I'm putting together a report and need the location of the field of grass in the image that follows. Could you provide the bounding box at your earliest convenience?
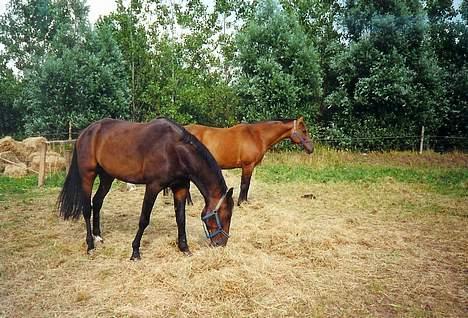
[0,149,466,317]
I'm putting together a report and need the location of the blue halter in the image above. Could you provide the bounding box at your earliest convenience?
[201,192,230,245]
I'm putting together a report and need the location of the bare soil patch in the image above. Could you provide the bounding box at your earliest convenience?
[0,170,466,317]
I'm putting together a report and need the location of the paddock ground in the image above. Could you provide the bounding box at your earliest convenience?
[0,159,467,317]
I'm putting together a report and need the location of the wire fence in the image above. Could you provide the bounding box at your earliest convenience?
[314,135,468,152]
[13,128,468,153]
[39,134,468,153]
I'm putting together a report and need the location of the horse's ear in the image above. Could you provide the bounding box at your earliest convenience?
[227,187,234,198]
[298,116,304,122]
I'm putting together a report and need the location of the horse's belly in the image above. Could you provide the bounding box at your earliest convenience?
[97,151,145,182]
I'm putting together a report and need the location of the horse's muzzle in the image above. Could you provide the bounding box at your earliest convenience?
[202,211,230,246]
[304,143,314,154]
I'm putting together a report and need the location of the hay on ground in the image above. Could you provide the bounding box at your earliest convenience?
[0,151,21,173]
[28,151,66,173]
[22,136,47,156]
[0,136,28,162]
[3,162,27,177]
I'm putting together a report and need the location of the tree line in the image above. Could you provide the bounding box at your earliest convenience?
[0,0,466,151]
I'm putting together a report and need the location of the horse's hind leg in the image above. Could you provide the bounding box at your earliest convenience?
[186,182,193,205]
[92,171,114,243]
[131,183,160,260]
[238,164,254,206]
[81,170,97,253]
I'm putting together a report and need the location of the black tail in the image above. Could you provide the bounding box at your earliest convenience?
[57,145,84,220]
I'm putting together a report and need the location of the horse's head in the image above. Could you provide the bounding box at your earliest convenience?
[290,117,314,154]
[202,187,234,246]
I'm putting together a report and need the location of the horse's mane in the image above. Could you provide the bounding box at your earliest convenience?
[159,118,227,192]
[247,118,295,124]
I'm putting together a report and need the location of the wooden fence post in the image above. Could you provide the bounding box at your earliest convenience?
[38,142,47,187]
[419,126,425,154]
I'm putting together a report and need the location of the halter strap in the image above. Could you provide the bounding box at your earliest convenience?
[292,119,298,136]
[213,190,228,212]
[201,190,231,245]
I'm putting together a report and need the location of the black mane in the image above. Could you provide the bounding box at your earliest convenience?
[161,118,227,192]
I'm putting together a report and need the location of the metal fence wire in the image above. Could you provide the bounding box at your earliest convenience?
[315,136,468,152]
[35,129,468,153]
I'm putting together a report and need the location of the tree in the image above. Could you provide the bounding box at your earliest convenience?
[136,0,239,126]
[9,0,130,136]
[0,56,21,137]
[322,0,446,150]
[427,0,468,139]
[99,0,153,122]
[281,0,343,116]
[234,0,322,123]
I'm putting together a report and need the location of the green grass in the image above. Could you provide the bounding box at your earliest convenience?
[0,172,65,201]
[257,164,468,197]
[1,149,467,201]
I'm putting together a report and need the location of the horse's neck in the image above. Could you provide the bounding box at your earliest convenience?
[256,121,292,150]
[185,155,225,209]
[191,174,224,209]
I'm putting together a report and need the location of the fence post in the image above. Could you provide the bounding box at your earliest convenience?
[419,126,425,154]
[68,120,72,141]
[38,141,48,187]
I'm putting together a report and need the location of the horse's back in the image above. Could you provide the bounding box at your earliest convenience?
[185,123,260,169]
[77,118,184,183]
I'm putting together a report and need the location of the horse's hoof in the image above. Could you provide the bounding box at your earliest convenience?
[87,248,95,256]
[130,252,141,261]
[183,250,193,257]
[93,235,104,244]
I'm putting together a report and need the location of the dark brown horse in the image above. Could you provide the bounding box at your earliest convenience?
[57,118,234,260]
[185,117,313,206]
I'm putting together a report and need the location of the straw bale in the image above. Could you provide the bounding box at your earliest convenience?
[22,136,47,155]
[29,150,66,173]
[3,162,27,177]
[0,151,21,172]
[0,136,28,162]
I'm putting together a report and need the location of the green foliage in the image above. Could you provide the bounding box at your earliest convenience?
[0,56,22,136]
[0,0,465,151]
[320,0,447,150]
[8,1,130,136]
[427,0,468,138]
[99,0,153,122]
[234,0,322,124]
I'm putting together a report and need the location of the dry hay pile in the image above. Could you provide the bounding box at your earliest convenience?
[0,169,466,317]
[0,136,66,177]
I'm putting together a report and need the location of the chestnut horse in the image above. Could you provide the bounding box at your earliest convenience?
[57,118,234,260]
[185,117,313,206]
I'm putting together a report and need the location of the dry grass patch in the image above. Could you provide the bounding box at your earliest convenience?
[266,147,468,169]
[1,168,467,317]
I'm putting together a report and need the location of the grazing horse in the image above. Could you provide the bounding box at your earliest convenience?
[185,117,313,206]
[57,118,234,260]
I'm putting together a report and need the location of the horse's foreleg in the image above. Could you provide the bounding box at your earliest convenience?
[238,164,254,206]
[92,172,114,244]
[172,181,192,255]
[131,184,159,260]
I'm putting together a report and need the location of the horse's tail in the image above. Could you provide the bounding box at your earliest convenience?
[57,144,84,220]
